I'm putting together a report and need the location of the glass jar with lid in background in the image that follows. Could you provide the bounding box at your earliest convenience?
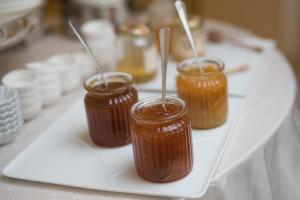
[116,22,158,83]
[171,15,205,62]
[152,15,205,61]
[84,72,138,147]
[177,57,228,129]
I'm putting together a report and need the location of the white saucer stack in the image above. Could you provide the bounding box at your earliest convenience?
[26,61,62,106]
[48,53,82,93]
[0,86,23,145]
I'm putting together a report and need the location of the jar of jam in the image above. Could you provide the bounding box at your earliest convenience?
[116,22,158,83]
[130,96,193,182]
[84,72,138,147]
[177,57,228,129]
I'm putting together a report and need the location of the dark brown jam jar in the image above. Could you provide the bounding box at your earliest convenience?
[130,96,193,182]
[84,72,138,147]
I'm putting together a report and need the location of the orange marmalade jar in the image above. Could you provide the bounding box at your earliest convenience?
[84,72,138,147]
[130,96,193,182]
[177,57,228,129]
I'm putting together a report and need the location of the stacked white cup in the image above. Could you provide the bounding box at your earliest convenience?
[81,19,116,72]
[47,53,82,93]
[26,61,62,106]
[73,52,97,80]
[2,69,42,120]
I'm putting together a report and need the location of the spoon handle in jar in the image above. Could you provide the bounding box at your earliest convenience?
[175,0,204,73]
[159,27,171,109]
[68,19,106,85]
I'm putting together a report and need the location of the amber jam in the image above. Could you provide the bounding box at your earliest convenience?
[130,97,193,182]
[177,57,228,129]
[84,72,138,147]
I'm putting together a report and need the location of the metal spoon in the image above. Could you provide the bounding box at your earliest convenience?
[68,19,107,85]
[175,0,204,73]
[159,27,171,111]
[225,63,250,75]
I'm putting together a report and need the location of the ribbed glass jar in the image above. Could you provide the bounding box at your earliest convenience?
[177,57,228,129]
[84,72,138,147]
[130,96,193,182]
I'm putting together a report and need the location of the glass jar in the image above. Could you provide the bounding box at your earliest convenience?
[177,57,228,129]
[171,15,205,62]
[84,72,138,147]
[116,22,158,83]
[130,96,193,182]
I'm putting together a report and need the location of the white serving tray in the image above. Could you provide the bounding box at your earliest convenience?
[3,92,243,198]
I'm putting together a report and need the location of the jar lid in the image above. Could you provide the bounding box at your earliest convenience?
[177,57,225,77]
[130,96,187,124]
[118,21,151,37]
[84,72,133,95]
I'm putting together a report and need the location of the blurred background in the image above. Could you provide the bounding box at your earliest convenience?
[0,0,299,79]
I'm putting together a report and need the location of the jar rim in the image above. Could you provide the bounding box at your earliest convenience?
[130,96,187,124]
[84,72,133,95]
[177,57,225,77]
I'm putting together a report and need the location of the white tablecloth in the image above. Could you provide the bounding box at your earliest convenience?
[0,20,298,199]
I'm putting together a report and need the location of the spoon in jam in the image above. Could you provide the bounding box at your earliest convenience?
[68,19,107,86]
[159,27,171,111]
[175,0,204,74]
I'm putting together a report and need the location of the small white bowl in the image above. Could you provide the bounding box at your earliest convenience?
[73,52,97,79]
[48,53,75,65]
[26,61,58,73]
[18,85,40,99]
[81,19,115,42]
[2,69,40,94]
[47,53,82,91]
[20,94,42,108]
[51,65,81,93]
[41,92,61,106]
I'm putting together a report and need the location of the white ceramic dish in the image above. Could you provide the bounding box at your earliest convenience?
[26,61,62,106]
[2,69,40,94]
[48,53,75,65]
[81,19,115,41]
[2,92,243,198]
[73,52,96,79]
[26,61,56,73]
[40,89,61,106]
[47,54,82,93]
[20,94,41,108]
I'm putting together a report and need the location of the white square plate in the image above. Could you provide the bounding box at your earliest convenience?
[3,92,243,198]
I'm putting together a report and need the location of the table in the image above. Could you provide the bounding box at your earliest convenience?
[0,20,298,200]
